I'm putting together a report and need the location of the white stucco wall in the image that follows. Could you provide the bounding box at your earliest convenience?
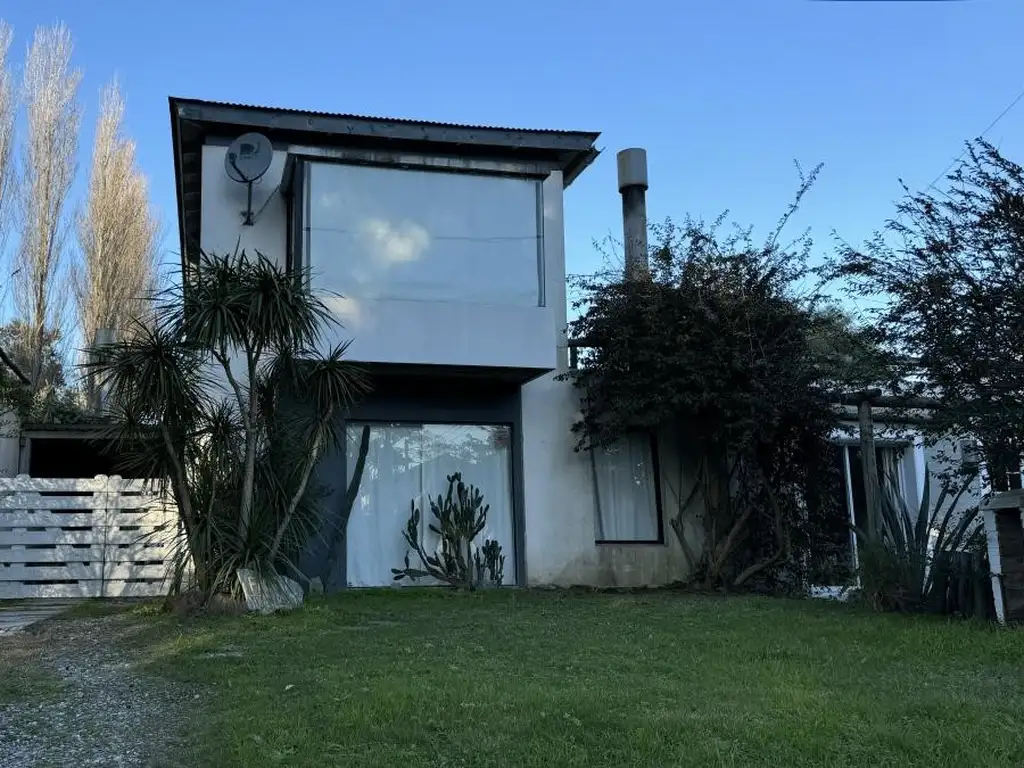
[200,144,555,370]
[520,379,703,587]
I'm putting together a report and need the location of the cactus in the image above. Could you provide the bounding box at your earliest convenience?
[391,472,504,590]
[474,539,505,588]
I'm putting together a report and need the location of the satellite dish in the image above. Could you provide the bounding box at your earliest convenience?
[224,132,272,184]
[225,133,273,226]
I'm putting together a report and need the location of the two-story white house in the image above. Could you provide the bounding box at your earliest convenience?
[169,98,984,594]
[170,98,700,591]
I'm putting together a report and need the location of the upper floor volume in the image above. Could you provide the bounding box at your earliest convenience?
[169,98,601,376]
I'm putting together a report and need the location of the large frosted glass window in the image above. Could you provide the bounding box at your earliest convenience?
[591,433,662,543]
[346,423,516,586]
[308,162,542,305]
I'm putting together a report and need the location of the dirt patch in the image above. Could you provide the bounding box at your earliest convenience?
[0,613,194,767]
[166,590,247,618]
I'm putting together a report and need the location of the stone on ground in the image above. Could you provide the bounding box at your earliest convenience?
[236,569,304,614]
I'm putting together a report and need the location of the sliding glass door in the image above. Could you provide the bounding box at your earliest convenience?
[345,422,516,587]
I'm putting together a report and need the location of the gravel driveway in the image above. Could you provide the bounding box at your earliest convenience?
[0,612,193,767]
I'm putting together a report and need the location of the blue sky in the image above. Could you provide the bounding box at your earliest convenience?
[3,0,1024,306]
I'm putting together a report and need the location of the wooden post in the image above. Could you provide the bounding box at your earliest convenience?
[858,394,880,538]
[982,491,1024,624]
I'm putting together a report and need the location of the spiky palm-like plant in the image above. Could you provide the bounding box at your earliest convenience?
[854,468,981,613]
[87,249,370,598]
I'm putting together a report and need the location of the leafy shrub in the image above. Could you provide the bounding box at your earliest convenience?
[562,201,881,589]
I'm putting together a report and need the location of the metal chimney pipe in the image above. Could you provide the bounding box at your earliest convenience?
[617,148,649,279]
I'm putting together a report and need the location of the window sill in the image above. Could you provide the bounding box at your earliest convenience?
[595,540,666,547]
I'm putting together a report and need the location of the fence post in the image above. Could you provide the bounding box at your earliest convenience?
[98,475,112,599]
[982,490,1024,624]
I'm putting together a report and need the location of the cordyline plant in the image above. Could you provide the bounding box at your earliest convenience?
[854,469,983,614]
[563,165,888,589]
[86,249,370,599]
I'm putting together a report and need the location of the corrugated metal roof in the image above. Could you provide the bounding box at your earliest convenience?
[174,97,600,139]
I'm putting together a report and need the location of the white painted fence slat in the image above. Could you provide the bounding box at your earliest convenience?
[0,476,107,493]
[0,581,169,599]
[0,511,170,528]
[0,544,170,563]
[0,563,169,581]
[0,494,106,510]
[0,474,177,599]
[0,529,168,547]
[0,562,169,581]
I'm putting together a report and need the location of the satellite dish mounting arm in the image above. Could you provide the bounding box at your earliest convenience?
[230,156,255,226]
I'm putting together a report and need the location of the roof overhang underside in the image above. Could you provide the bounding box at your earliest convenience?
[169,97,601,268]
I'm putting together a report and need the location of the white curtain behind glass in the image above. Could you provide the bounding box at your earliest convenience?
[346,424,515,587]
[591,433,659,542]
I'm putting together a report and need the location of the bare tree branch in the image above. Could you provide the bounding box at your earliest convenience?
[75,77,158,371]
[15,24,81,387]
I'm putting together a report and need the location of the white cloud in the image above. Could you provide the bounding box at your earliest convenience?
[359,218,430,265]
[322,295,362,330]
[319,191,342,210]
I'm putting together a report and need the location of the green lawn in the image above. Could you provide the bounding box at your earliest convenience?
[128,590,1024,767]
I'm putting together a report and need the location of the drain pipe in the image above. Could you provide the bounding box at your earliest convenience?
[617,148,649,279]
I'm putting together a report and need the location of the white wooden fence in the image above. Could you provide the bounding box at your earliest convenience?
[0,475,177,599]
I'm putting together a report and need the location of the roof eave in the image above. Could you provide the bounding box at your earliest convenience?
[169,97,600,154]
[169,97,601,266]
[169,98,189,278]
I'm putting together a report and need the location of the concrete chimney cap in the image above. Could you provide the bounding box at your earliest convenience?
[617,148,648,191]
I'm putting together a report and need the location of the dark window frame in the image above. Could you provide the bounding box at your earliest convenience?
[295,157,547,308]
[592,430,665,546]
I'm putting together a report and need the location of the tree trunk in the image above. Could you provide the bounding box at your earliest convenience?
[733,478,789,588]
[159,423,205,591]
[268,407,333,562]
[706,502,753,587]
[321,424,371,584]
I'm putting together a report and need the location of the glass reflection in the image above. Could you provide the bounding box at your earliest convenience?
[308,162,542,306]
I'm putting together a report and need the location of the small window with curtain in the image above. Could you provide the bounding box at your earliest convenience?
[591,433,663,543]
